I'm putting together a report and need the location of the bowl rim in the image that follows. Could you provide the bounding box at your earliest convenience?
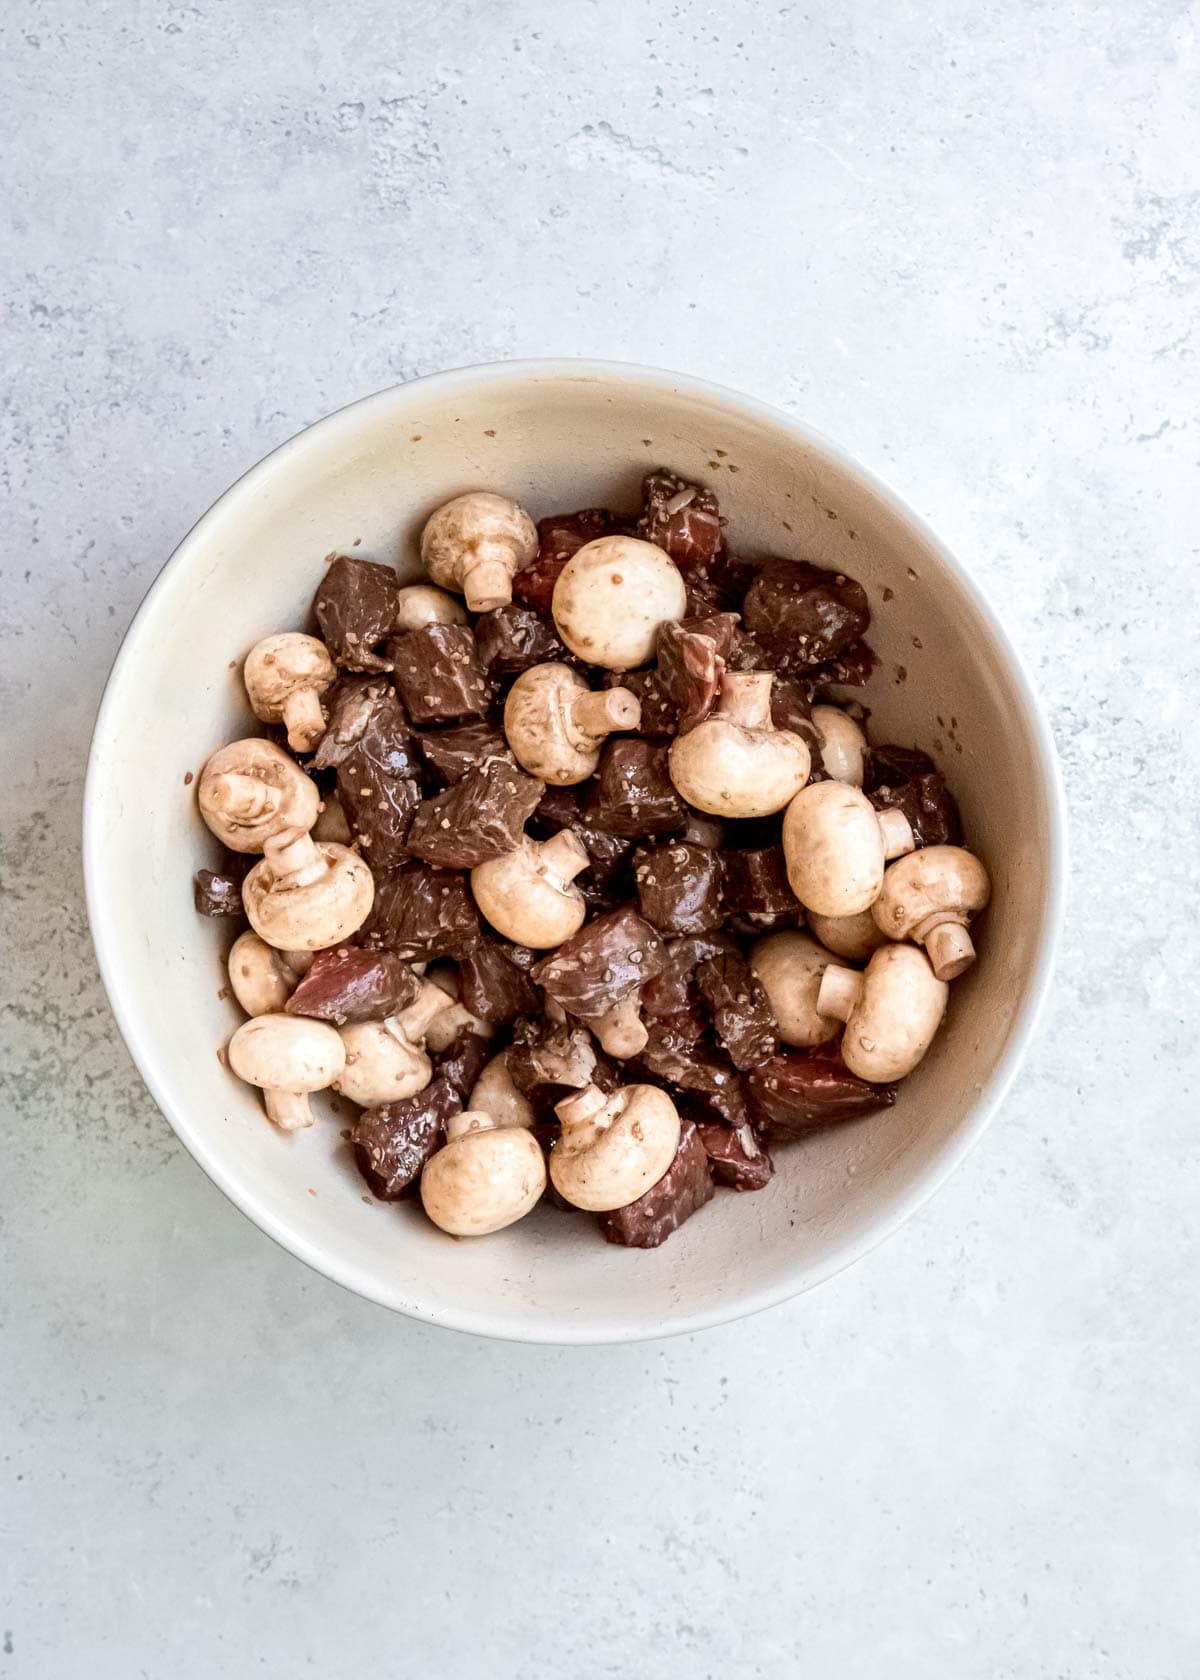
[83,357,1068,1345]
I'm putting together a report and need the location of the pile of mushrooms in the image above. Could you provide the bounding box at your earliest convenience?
[191,476,993,1247]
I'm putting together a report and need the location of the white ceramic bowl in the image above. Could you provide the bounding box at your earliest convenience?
[84,360,1065,1343]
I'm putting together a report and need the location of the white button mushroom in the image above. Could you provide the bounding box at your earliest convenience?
[551,535,687,670]
[420,1110,547,1236]
[870,845,991,980]
[420,491,538,612]
[226,1012,345,1130]
[668,671,811,817]
[242,828,375,951]
[470,830,589,948]
[749,930,842,1048]
[393,582,469,631]
[549,1082,681,1212]
[806,908,893,963]
[242,633,337,754]
[811,704,868,786]
[815,944,949,1082]
[589,996,652,1060]
[226,930,313,1017]
[334,979,455,1107]
[197,738,320,853]
[503,662,642,785]
[468,1051,535,1131]
[782,781,915,917]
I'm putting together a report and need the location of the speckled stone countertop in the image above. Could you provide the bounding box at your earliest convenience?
[2,3,1197,1675]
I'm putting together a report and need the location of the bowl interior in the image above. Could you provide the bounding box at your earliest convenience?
[86,364,1060,1341]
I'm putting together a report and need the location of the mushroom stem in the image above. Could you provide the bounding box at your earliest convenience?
[715,671,774,730]
[208,772,282,825]
[444,1109,501,1141]
[463,548,516,612]
[592,995,648,1059]
[816,965,865,1023]
[556,1083,610,1127]
[263,828,325,886]
[877,808,916,859]
[570,687,642,739]
[919,919,977,981]
[539,829,590,881]
[281,687,327,754]
[263,1088,315,1131]
[393,979,456,1044]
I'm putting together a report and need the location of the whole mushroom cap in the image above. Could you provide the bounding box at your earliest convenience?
[242,834,375,951]
[549,1083,681,1212]
[393,583,468,631]
[782,780,887,917]
[227,1013,345,1093]
[420,492,538,612]
[335,1020,432,1107]
[227,930,311,1017]
[811,705,868,786]
[872,845,992,939]
[420,1121,547,1236]
[552,536,687,670]
[807,908,892,964]
[830,943,949,1083]
[749,930,841,1048]
[668,673,811,818]
[243,633,335,720]
[197,738,320,853]
[470,832,589,949]
[469,1053,535,1130]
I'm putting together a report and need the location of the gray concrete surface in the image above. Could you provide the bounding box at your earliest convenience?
[2,2,1197,1675]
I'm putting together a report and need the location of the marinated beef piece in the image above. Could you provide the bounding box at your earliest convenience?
[870,773,962,849]
[638,471,724,573]
[696,1121,774,1192]
[353,1080,459,1199]
[507,1019,599,1119]
[864,745,937,791]
[475,603,571,676]
[406,756,545,869]
[679,611,740,659]
[434,1027,493,1100]
[362,863,481,960]
[311,675,391,769]
[638,1020,751,1128]
[746,1045,896,1135]
[284,944,418,1025]
[640,931,739,1021]
[601,1121,714,1248]
[587,740,687,839]
[531,908,667,1025]
[720,846,803,926]
[770,678,821,750]
[697,952,777,1071]
[725,628,775,672]
[742,561,870,666]
[634,842,723,936]
[336,687,422,866]
[414,719,507,785]
[457,937,539,1025]
[389,624,490,725]
[810,640,877,690]
[602,668,676,737]
[533,783,584,831]
[655,620,725,734]
[314,555,400,672]
[864,744,961,848]
[193,869,245,918]
[513,509,619,611]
